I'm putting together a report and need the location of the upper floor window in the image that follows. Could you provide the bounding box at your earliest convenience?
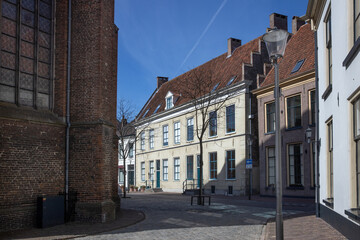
[0,0,54,109]
[174,121,180,144]
[355,0,360,42]
[166,96,173,109]
[265,101,275,133]
[226,105,235,133]
[149,129,154,149]
[187,117,194,141]
[140,132,145,150]
[309,90,316,125]
[163,125,168,146]
[209,111,217,137]
[325,11,332,86]
[286,95,301,129]
[129,142,134,158]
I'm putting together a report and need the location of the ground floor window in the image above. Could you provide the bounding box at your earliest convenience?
[118,168,124,185]
[226,150,235,179]
[163,159,168,181]
[141,162,145,181]
[354,98,360,207]
[174,157,180,180]
[267,147,275,186]
[209,152,217,179]
[327,119,333,199]
[288,143,303,186]
[150,161,154,181]
[187,156,194,180]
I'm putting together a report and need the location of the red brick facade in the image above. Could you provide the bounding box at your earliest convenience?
[0,0,118,232]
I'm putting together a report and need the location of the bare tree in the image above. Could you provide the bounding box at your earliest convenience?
[182,67,236,204]
[117,99,147,198]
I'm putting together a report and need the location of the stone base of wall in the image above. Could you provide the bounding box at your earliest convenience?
[75,199,118,223]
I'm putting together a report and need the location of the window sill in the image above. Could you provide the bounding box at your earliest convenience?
[321,84,332,100]
[208,135,218,139]
[225,179,236,181]
[345,208,360,223]
[209,179,218,181]
[265,132,275,135]
[323,198,334,208]
[225,131,236,136]
[285,126,303,131]
[343,37,360,69]
[286,186,305,190]
[265,185,275,191]
[186,139,194,143]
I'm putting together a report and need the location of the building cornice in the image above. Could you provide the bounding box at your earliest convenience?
[252,70,315,98]
[305,0,326,31]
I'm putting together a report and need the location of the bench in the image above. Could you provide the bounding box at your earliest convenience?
[190,195,211,206]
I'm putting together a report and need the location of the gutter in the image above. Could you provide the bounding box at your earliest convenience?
[65,0,72,221]
[314,30,320,218]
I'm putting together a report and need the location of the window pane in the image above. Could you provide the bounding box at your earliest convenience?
[21,41,34,58]
[354,98,360,138]
[2,1,17,20]
[1,52,16,69]
[0,85,15,102]
[0,68,15,86]
[37,93,49,108]
[310,90,315,125]
[22,0,35,12]
[2,35,16,53]
[209,111,217,136]
[187,156,193,180]
[21,9,34,27]
[20,73,34,90]
[19,89,33,106]
[226,150,235,179]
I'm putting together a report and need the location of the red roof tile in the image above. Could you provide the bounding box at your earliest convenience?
[137,36,263,119]
[260,24,315,88]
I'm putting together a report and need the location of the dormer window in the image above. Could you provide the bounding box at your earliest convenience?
[165,91,174,110]
[153,104,161,115]
[227,76,237,86]
[166,97,173,109]
[211,83,220,92]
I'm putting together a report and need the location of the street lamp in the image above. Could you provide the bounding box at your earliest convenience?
[263,28,289,240]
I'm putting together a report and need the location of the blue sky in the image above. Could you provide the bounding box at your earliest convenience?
[115,0,308,117]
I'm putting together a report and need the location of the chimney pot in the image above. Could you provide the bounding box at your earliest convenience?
[292,16,305,34]
[270,13,288,31]
[227,38,242,57]
[157,76,168,89]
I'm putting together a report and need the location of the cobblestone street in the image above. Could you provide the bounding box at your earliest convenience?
[79,193,310,240]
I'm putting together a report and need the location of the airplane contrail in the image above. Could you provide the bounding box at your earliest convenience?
[174,0,228,77]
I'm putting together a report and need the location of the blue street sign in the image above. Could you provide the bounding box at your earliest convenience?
[246,159,253,169]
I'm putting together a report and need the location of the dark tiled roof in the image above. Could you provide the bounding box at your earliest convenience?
[137,36,263,119]
[260,24,315,88]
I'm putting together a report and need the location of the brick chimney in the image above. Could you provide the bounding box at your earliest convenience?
[270,13,288,31]
[227,38,242,57]
[157,76,168,89]
[292,16,305,34]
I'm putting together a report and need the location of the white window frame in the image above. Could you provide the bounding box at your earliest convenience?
[174,121,180,144]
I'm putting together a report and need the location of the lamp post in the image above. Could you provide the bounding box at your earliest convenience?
[263,28,289,240]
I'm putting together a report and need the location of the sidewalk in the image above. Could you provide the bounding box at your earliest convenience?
[262,215,347,240]
[0,209,145,240]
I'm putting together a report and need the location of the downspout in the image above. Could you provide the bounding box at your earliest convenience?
[314,30,320,218]
[65,0,72,221]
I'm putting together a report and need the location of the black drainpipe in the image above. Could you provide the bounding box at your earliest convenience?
[314,30,320,218]
[65,0,72,221]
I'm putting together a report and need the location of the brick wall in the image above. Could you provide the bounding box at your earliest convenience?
[0,0,119,232]
[0,118,65,231]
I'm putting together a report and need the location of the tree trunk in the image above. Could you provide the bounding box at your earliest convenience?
[123,157,126,198]
[199,138,203,205]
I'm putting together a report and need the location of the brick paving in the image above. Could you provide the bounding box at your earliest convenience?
[0,193,347,240]
[263,215,347,240]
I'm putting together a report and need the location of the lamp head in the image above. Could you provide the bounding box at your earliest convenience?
[263,28,289,59]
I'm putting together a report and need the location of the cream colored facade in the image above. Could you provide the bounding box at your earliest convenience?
[135,82,259,195]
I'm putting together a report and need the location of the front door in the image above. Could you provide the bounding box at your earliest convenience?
[156,160,160,188]
[128,164,134,186]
